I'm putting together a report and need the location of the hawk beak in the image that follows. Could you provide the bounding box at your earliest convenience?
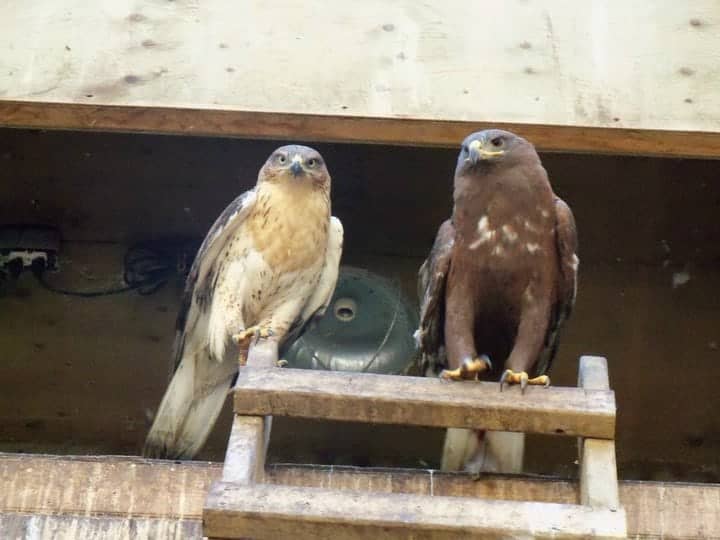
[290,155,304,177]
[468,139,504,163]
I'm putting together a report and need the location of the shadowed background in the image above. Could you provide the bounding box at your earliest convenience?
[0,128,718,482]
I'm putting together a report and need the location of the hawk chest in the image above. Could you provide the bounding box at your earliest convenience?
[246,187,329,275]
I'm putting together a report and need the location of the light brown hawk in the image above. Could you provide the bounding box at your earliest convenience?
[144,145,343,459]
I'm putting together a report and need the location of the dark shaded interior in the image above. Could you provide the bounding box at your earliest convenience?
[1,127,718,482]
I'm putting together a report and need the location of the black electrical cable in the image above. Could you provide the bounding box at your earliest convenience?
[32,241,194,298]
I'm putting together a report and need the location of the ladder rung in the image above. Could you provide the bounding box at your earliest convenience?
[204,482,627,539]
[233,367,615,438]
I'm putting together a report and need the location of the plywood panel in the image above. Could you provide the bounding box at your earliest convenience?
[1,2,719,156]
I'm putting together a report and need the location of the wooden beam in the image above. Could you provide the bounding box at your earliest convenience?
[1,2,719,157]
[578,356,621,511]
[2,454,720,539]
[232,367,616,438]
[204,483,627,539]
[0,513,201,540]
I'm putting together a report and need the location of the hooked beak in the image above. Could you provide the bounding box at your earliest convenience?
[468,139,504,164]
[290,154,304,177]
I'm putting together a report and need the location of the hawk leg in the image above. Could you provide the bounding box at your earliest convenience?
[499,369,550,393]
[233,327,288,368]
[440,355,493,381]
[233,325,275,346]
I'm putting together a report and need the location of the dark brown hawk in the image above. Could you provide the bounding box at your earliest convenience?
[416,129,578,472]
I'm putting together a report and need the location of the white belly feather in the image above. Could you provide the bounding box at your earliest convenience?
[206,231,324,361]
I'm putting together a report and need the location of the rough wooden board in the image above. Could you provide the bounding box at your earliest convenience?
[221,416,267,484]
[578,356,621,511]
[2,454,720,539]
[0,513,201,540]
[204,482,628,539]
[232,367,616,438]
[1,2,719,156]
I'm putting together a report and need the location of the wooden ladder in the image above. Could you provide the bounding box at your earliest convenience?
[203,354,627,539]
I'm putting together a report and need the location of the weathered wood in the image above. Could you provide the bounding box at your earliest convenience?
[2,454,720,539]
[233,367,616,438]
[1,2,719,157]
[221,416,267,484]
[0,513,201,540]
[578,356,621,511]
[204,483,628,539]
[220,338,278,483]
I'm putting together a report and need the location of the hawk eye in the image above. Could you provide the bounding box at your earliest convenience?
[276,154,287,164]
[307,158,317,167]
[490,137,504,147]
[461,145,469,154]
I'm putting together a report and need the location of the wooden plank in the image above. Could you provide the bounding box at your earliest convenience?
[578,356,621,511]
[2,454,720,539]
[1,1,719,157]
[0,513,201,540]
[204,483,627,539]
[221,416,267,484]
[233,367,616,438]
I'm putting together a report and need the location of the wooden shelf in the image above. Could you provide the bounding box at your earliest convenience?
[1,2,719,157]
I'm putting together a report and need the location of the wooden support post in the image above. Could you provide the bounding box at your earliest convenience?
[221,416,267,484]
[233,367,615,438]
[220,339,278,484]
[578,356,620,511]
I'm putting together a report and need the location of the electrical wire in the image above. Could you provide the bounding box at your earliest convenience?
[32,240,196,298]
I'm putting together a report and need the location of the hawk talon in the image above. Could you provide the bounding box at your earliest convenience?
[232,326,275,346]
[276,359,288,368]
[440,355,492,381]
[499,369,550,394]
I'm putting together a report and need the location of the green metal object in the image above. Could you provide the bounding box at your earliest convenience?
[282,266,419,375]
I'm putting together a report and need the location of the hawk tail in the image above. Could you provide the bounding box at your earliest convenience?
[441,429,524,474]
[143,352,236,459]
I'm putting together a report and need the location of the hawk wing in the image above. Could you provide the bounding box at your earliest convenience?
[172,189,257,372]
[282,216,344,348]
[536,196,579,375]
[144,189,257,459]
[415,219,455,375]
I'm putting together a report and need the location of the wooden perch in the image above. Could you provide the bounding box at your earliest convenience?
[204,483,627,540]
[232,367,616,438]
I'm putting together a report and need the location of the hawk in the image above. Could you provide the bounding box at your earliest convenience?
[416,129,578,473]
[143,145,343,459]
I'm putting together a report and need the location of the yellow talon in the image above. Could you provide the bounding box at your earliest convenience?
[232,326,275,346]
[276,359,288,368]
[499,369,550,393]
[440,355,492,381]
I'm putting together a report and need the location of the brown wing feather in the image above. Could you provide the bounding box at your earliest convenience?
[536,196,579,375]
[416,219,455,374]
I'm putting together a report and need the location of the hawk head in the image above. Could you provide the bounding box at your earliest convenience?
[259,145,330,190]
[456,129,536,174]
